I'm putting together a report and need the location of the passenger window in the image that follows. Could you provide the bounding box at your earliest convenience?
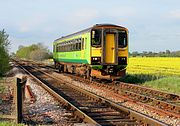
[78,43,81,50]
[76,43,78,50]
[56,46,58,52]
[85,38,87,49]
[70,44,72,51]
[73,44,76,51]
[82,38,84,50]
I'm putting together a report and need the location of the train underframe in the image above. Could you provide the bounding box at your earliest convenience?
[54,61,126,80]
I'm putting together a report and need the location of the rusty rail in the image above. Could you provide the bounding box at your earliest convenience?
[14,59,169,126]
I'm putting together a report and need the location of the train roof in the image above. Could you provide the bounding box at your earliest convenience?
[54,24,126,42]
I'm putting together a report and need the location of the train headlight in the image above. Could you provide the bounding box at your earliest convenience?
[92,57,98,60]
[91,57,101,65]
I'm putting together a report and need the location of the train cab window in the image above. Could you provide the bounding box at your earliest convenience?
[91,29,102,47]
[118,31,127,48]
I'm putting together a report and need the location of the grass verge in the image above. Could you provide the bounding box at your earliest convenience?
[142,76,180,95]
[119,74,180,95]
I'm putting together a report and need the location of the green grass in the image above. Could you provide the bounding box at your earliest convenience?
[119,74,180,95]
[142,76,180,95]
[0,122,24,126]
[119,74,160,83]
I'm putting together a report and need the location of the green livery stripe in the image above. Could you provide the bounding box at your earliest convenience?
[55,58,88,64]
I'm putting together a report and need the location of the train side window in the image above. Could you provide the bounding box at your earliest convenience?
[66,45,68,52]
[70,44,72,51]
[118,31,127,48]
[82,38,84,50]
[68,44,71,51]
[62,46,64,52]
[57,45,59,52]
[56,45,58,52]
[73,44,76,51]
[78,43,81,50]
[91,29,102,47]
[76,43,78,50]
[65,45,67,52]
[85,38,87,49]
[67,44,69,52]
[63,45,65,52]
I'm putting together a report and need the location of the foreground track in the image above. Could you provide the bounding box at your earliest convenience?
[68,74,180,118]
[14,60,169,126]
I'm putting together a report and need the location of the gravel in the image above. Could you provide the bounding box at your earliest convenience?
[11,67,76,126]
[9,64,180,126]
[50,72,180,126]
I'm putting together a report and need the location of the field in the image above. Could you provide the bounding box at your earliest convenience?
[127,57,180,76]
[124,57,180,94]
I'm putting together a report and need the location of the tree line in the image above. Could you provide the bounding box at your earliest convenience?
[129,50,180,57]
[16,43,52,61]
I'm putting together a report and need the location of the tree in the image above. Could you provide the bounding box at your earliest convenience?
[16,43,52,61]
[131,51,139,57]
[29,49,51,61]
[0,29,10,76]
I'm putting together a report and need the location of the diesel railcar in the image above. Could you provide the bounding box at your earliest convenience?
[53,24,128,79]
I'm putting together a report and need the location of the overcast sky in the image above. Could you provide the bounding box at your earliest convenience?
[1,0,180,53]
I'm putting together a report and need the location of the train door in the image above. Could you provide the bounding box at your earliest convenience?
[105,33,115,64]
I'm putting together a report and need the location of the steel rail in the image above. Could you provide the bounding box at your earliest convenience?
[14,60,169,126]
[17,64,100,125]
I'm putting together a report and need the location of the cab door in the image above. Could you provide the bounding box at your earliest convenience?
[105,33,115,64]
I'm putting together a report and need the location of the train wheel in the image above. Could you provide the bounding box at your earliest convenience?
[64,65,68,73]
[58,65,64,73]
[72,65,76,74]
[58,65,61,73]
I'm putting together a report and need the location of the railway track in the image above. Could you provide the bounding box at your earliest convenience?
[13,60,169,126]
[16,59,180,117]
[67,74,180,118]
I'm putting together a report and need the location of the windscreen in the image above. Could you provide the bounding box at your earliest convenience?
[91,29,102,47]
[118,31,127,48]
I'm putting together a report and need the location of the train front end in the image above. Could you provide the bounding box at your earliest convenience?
[90,24,128,79]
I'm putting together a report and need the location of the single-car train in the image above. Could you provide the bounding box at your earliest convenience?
[53,24,128,79]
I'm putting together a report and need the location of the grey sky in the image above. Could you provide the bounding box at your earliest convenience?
[1,0,180,52]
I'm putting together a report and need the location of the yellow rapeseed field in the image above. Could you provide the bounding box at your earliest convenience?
[127,57,180,76]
